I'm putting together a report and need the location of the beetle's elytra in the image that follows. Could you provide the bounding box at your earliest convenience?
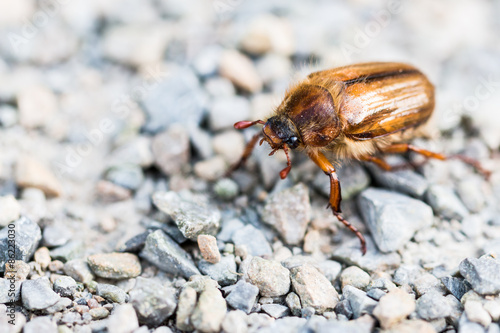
[230,62,488,254]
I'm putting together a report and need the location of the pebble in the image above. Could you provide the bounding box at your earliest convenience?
[129,277,177,326]
[413,273,446,296]
[0,278,21,303]
[139,230,200,278]
[176,287,197,331]
[441,276,471,300]
[34,247,51,270]
[221,310,248,333]
[416,292,452,320]
[107,304,139,333]
[87,253,141,279]
[15,155,63,197]
[105,165,144,191]
[141,66,206,134]
[0,104,18,127]
[22,277,60,311]
[49,240,85,262]
[425,184,469,220]
[107,136,154,169]
[4,260,30,281]
[484,300,500,321]
[313,162,370,201]
[197,235,221,264]
[247,257,290,297]
[0,195,20,226]
[42,222,72,247]
[459,256,500,295]
[53,276,77,297]
[63,259,95,284]
[357,188,433,253]
[23,316,57,333]
[192,46,222,77]
[286,292,302,317]
[393,265,426,286]
[152,191,220,240]
[96,284,127,304]
[367,288,387,301]
[191,287,227,333]
[219,50,263,93]
[261,304,290,318]
[372,288,416,329]
[342,285,378,319]
[290,264,339,314]
[213,178,239,200]
[198,255,238,287]
[317,260,343,284]
[225,280,259,314]
[340,266,371,290]
[17,85,58,129]
[461,215,483,239]
[96,180,132,202]
[212,130,246,165]
[457,177,486,213]
[239,15,294,56]
[262,183,311,245]
[89,307,110,320]
[231,224,272,257]
[208,96,251,131]
[384,319,437,333]
[204,77,236,98]
[151,125,190,176]
[194,156,227,181]
[465,300,491,327]
[0,216,41,273]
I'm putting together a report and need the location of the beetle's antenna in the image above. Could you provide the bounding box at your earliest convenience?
[279,145,292,179]
[234,120,265,129]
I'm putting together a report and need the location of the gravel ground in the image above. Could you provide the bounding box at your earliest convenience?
[1,1,500,333]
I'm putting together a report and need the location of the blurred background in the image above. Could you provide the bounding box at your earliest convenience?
[0,0,499,247]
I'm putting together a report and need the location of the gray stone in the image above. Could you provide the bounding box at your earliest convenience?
[317,260,343,284]
[49,240,85,262]
[262,183,311,245]
[461,215,483,239]
[218,218,245,243]
[357,188,433,253]
[413,273,446,296]
[176,287,197,331]
[465,300,491,327]
[192,45,222,77]
[152,191,220,240]
[425,184,469,220]
[140,230,200,278]
[96,284,127,304]
[184,275,220,293]
[87,253,142,279]
[415,292,452,320]
[457,177,486,213]
[42,222,72,247]
[315,314,376,333]
[0,195,21,227]
[393,265,425,286]
[141,66,207,134]
[0,278,21,303]
[247,257,290,297]
[22,277,60,310]
[191,287,227,333]
[63,259,95,284]
[342,285,378,319]
[129,277,177,326]
[23,316,57,333]
[209,95,251,131]
[105,165,144,191]
[107,304,139,333]
[0,216,41,272]
[152,125,190,176]
[89,307,110,320]
[314,162,370,201]
[221,310,248,333]
[261,304,290,318]
[44,297,72,314]
[286,292,302,317]
[441,276,471,300]
[366,288,386,301]
[198,255,238,287]
[340,266,371,290]
[0,105,18,128]
[53,276,77,297]
[290,264,339,314]
[459,256,500,295]
[372,288,415,329]
[225,280,259,314]
[231,224,272,257]
[107,136,154,169]
[213,178,239,201]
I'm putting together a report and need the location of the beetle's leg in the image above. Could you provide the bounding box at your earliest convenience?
[225,132,261,177]
[359,155,392,171]
[308,151,367,255]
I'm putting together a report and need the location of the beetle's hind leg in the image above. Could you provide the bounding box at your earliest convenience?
[224,132,261,177]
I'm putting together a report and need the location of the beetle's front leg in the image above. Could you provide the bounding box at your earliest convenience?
[308,151,367,254]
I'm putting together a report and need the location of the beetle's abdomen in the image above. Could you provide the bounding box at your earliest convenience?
[280,84,341,147]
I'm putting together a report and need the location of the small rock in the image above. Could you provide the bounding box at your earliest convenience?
[357,188,433,253]
[465,300,491,327]
[416,292,452,320]
[0,216,41,273]
[53,276,77,297]
[44,297,71,314]
[459,256,500,295]
[152,191,220,240]
[198,255,238,287]
[219,50,262,93]
[63,259,95,284]
[225,280,259,314]
[96,180,132,202]
[340,266,371,290]
[197,235,221,264]
[457,177,486,213]
[139,230,200,278]
[176,287,197,331]
[23,316,57,333]
[87,253,141,279]
[413,273,445,296]
[232,224,272,257]
[290,264,339,314]
[22,277,60,310]
[152,125,190,176]
[484,300,500,321]
[342,285,378,319]
[286,292,302,317]
[34,247,51,270]
[384,319,437,333]
[373,288,416,329]
[247,257,290,297]
[107,136,154,168]
[366,288,386,301]
[4,260,30,281]
[17,85,57,129]
[96,284,127,304]
[194,156,227,181]
[191,287,227,333]
[42,222,72,247]
[262,183,311,245]
[441,276,471,300]
[208,96,251,131]
[0,195,21,226]
[212,130,246,165]
[129,277,177,326]
[314,163,370,200]
[107,304,139,333]
[316,260,343,284]
[393,265,426,286]
[49,240,85,262]
[184,275,220,293]
[0,278,21,303]
[425,184,469,220]
[213,178,239,200]
[221,310,248,333]
[15,155,63,197]
[0,104,18,127]
[105,165,144,191]
[261,304,290,318]
[239,15,294,56]
[192,45,222,77]
[89,307,110,320]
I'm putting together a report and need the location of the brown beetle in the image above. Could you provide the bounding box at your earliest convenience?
[230,62,489,254]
